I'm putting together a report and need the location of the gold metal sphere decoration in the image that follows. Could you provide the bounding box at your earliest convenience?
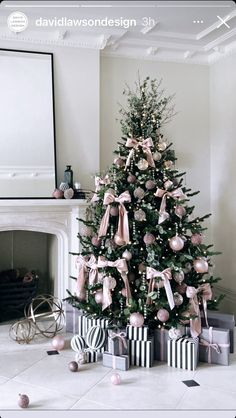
[25,294,65,338]
[9,318,37,344]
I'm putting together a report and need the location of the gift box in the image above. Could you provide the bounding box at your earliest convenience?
[108,330,128,356]
[103,352,130,371]
[167,337,199,371]
[201,311,235,353]
[128,337,154,368]
[66,303,80,333]
[199,326,230,366]
[126,325,149,341]
[76,349,100,363]
[154,328,169,362]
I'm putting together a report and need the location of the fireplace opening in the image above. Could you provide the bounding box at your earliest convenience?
[0,230,58,323]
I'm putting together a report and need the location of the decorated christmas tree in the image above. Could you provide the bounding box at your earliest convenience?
[66,76,223,336]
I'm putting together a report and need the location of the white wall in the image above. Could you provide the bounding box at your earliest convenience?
[100,56,210,219]
[0,41,100,190]
[210,53,236,312]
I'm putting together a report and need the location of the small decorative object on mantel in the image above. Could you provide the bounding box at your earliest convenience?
[64,188,74,199]
[52,188,64,199]
[64,165,73,188]
[59,182,69,191]
[18,394,30,409]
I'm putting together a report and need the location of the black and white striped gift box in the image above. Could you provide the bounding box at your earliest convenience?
[126,325,149,341]
[128,337,154,368]
[78,314,111,337]
[167,337,199,371]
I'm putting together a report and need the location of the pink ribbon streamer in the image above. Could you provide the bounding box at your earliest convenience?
[108,330,127,354]
[98,191,131,245]
[91,174,110,202]
[125,137,155,169]
[146,267,175,310]
[186,283,212,338]
[155,187,186,224]
[76,254,98,297]
[200,326,229,364]
[98,256,132,309]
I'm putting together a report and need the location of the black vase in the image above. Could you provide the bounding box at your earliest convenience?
[64,165,73,188]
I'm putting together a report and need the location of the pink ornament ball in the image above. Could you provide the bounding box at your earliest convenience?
[129,312,144,328]
[114,234,126,246]
[157,309,169,322]
[122,250,132,261]
[91,236,101,247]
[191,234,203,246]
[121,288,127,297]
[52,188,64,199]
[114,157,125,167]
[145,180,156,190]
[127,174,136,184]
[95,291,103,304]
[110,206,119,216]
[176,283,187,295]
[18,394,29,409]
[81,226,93,237]
[193,258,208,273]
[111,373,121,385]
[175,205,186,218]
[169,235,184,252]
[52,335,65,351]
[143,233,155,246]
[134,187,145,200]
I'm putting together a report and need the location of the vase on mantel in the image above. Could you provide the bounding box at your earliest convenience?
[64,165,73,188]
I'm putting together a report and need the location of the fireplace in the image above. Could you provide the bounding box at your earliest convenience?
[0,199,87,321]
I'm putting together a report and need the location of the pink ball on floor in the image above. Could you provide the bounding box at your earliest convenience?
[111,373,121,385]
[52,335,65,351]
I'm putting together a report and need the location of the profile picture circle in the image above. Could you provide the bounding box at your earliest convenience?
[7,11,28,33]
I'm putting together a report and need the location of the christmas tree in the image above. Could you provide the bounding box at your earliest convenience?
[66,76,223,336]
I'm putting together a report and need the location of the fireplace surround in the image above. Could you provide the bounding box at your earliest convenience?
[0,199,87,302]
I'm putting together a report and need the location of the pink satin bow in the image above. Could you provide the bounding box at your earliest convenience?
[98,191,131,245]
[146,267,175,310]
[200,326,227,364]
[98,256,132,309]
[76,254,98,297]
[125,137,155,169]
[155,187,186,224]
[91,174,110,202]
[186,283,212,338]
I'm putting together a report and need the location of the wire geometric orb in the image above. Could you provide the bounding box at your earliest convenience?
[25,294,65,338]
[9,318,37,344]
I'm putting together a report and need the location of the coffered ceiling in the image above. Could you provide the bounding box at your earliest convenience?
[0,1,236,65]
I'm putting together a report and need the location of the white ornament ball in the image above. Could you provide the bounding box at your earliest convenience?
[180,310,191,325]
[168,327,182,340]
[193,258,208,273]
[164,180,173,190]
[173,292,184,306]
[134,187,145,200]
[64,188,74,199]
[191,234,203,245]
[134,209,146,222]
[143,233,155,245]
[145,180,156,190]
[164,160,174,169]
[122,250,132,261]
[114,157,125,167]
[158,142,167,151]
[137,159,149,171]
[169,236,184,252]
[129,312,144,328]
[86,325,106,350]
[71,335,86,352]
[127,174,136,184]
[153,151,162,161]
[114,234,126,246]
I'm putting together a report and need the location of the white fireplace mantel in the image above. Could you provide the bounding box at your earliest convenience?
[0,199,88,300]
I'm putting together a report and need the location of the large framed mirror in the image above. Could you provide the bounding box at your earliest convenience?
[0,48,56,198]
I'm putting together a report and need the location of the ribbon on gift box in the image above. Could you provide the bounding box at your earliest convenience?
[154,187,186,224]
[146,267,175,310]
[76,254,98,298]
[98,256,132,310]
[108,330,127,355]
[98,191,131,245]
[125,137,155,169]
[200,326,230,364]
[186,283,212,338]
[91,174,110,202]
